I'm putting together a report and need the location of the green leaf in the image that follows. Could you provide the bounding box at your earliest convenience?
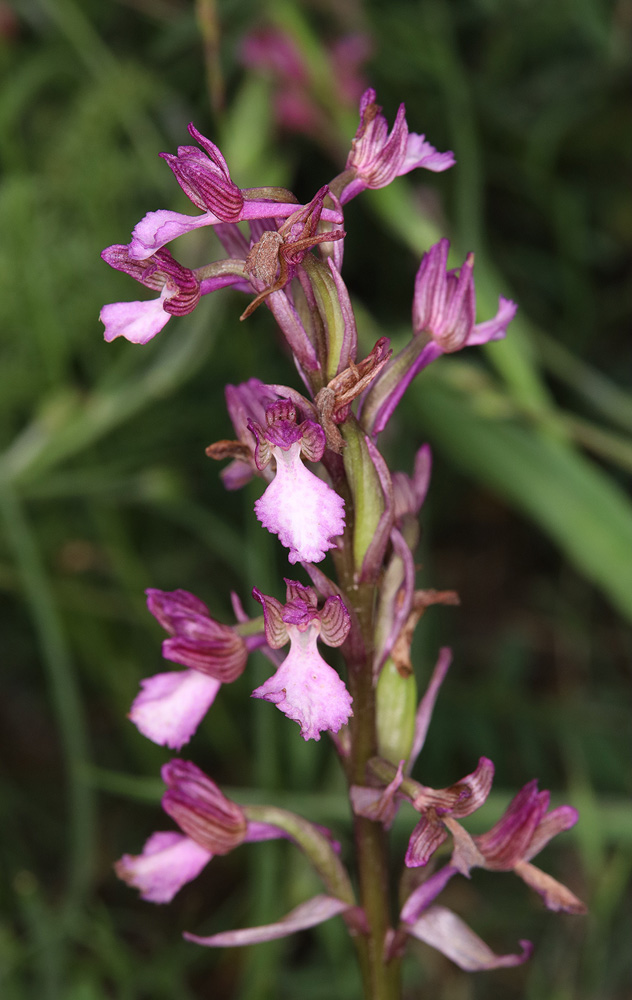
[411,369,632,623]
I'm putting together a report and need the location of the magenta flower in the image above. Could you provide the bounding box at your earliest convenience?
[252,580,352,740]
[100,245,199,344]
[116,760,258,903]
[447,779,587,913]
[351,756,494,864]
[249,400,345,564]
[378,778,584,972]
[412,237,516,352]
[129,589,258,749]
[99,244,246,344]
[403,757,495,867]
[360,238,517,435]
[240,26,309,85]
[116,760,356,948]
[340,88,455,204]
[240,27,370,141]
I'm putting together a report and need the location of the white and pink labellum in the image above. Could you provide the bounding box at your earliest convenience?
[252,580,352,740]
[250,401,345,564]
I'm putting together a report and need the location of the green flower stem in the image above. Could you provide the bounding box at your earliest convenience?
[334,560,401,998]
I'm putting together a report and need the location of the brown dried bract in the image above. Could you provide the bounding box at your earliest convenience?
[391,589,460,676]
[240,189,345,320]
[315,337,392,452]
[205,439,252,461]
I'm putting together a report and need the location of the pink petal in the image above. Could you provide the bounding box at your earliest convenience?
[254,443,345,564]
[184,894,350,947]
[406,905,533,971]
[525,805,579,860]
[400,865,459,922]
[468,295,517,345]
[129,669,221,749]
[115,831,212,904]
[100,296,171,344]
[129,205,343,260]
[401,133,455,173]
[129,209,221,259]
[252,628,352,740]
[513,861,587,914]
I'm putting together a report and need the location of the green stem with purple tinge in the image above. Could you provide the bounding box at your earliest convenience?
[323,400,402,998]
[334,562,402,1000]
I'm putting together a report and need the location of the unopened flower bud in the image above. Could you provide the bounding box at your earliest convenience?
[376,658,417,765]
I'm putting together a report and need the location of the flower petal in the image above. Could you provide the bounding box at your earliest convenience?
[115,831,212,904]
[252,628,352,740]
[408,646,452,768]
[129,209,221,259]
[401,133,455,173]
[318,595,351,647]
[525,804,579,860]
[129,669,221,749]
[405,816,448,868]
[400,864,459,922]
[100,296,171,344]
[254,443,345,564]
[161,759,247,854]
[468,295,517,345]
[513,861,587,914]
[406,905,533,971]
[184,894,351,947]
[350,759,404,826]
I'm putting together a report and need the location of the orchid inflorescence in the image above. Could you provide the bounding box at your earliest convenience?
[104,88,585,995]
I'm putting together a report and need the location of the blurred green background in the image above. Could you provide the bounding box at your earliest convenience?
[1,0,630,998]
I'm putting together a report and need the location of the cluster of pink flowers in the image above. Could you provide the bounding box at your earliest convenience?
[105,85,584,981]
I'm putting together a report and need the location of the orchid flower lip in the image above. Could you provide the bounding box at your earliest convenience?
[251,585,352,739]
[251,404,345,563]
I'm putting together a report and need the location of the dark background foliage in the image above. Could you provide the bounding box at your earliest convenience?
[0,1,630,998]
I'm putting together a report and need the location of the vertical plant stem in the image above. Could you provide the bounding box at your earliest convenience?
[342,573,402,1000]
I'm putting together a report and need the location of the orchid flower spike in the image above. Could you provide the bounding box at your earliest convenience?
[249,400,345,564]
[252,580,352,740]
